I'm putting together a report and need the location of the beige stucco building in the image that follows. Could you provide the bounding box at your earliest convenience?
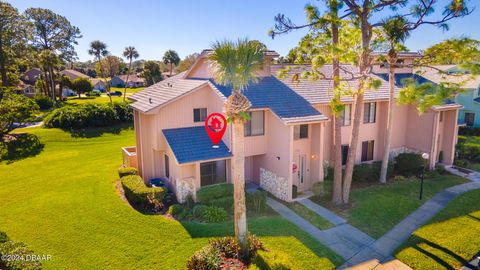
[125,50,461,202]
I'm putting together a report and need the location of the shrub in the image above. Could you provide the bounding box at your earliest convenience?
[454,159,470,168]
[246,190,267,214]
[186,244,223,270]
[43,102,133,129]
[121,175,165,210]
[0,241,42,270]
[457,143,480,161]
[34,95,53,110]
[459,126,480,136]
[436,164,448,175]
[395,153,424,177]
[167,204,186,218]
[0,231,8,243]
[192,205,209,218]
[457,135,467,145]
[209,196,234,213]
[312,180,332,199]
[118,167,137,178]
[196,183,234,205]
[201,206,227,223]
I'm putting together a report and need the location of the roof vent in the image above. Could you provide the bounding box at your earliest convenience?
[149,98,152,104]
[167,82,173,87]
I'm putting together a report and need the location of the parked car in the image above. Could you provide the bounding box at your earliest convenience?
[107,91,122,97]
[86,90,101,97]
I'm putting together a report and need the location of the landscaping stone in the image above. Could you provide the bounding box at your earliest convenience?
[260,168,288,201]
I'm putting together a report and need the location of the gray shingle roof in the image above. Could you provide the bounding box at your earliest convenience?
[162,126,232,164]
[375,73,434,87]
[270,64,398,104]
[129,72,207,112]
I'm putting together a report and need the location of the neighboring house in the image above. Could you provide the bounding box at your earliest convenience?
[126,50,461,203]
[23,68,42,85]
[418,65,480,127]
[90,79,106,92]
[15,81,35,97]
[110,75,145,88]
[60,69,89,81]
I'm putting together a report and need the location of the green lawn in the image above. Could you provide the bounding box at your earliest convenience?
[110,86,145,94]
[323,176,468,239]
[281,201,334,230]
[395,189,480,269]
[65,95,127,104]
[0,127,342,269]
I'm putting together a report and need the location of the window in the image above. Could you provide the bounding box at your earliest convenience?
[193,108,207,122]
[341,104,351,126]
[364,102,376,123]
[200,160,227,186]
[294,124,309,140]
[465,112,475,127]
[341,145,349,165]
[164,154,170,178]
[245,111,265,136]
[361,140,374,162]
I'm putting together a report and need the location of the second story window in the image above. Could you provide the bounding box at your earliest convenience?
[364,102,376,124]
[294,124,308,140]
[245,111,264,136]
[193,108,207,122]
[341,104,351,126]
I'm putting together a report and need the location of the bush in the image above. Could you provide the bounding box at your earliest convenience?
[454,159,470,168]
[192,205,209,218]
[312,181,332,199]
[118,167,138,178]
[246,190,267,214]
[209,196,234,213]
[34,95,53,110]
[43,102,133,129]
[121,175,165,210]
[459,126,480,136]
[167,204,186,218]
[0,241,42,270]
[324,166,334,181]
[196,183,234,205]
[186,244,223,270]
[457,143,480,161]
[395,153,424,177]
[0,231,8,243]
[201,206,227,223]
[436,164,448,175]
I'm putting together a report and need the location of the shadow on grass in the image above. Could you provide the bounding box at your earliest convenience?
[0,133,44,164]
[66,123,133,138]
[411,235,474,269]
[468,214,480,222]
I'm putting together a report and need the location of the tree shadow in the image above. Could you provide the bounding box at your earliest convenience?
[66,124,133,138]
[467,214,480,222]
[411,235,474,269]
[0,133,44,164]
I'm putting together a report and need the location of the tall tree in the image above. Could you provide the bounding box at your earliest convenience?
[123,46,139,101]
[209,38,264,253]
[163,50,180,76]
[71,77,93,98]
[175,53,198,73]
[25,8,81,105]
[88,40,112,104]
[38,50,60,103]
[142,61,162,86]
[0,1,31,87]
[423,38,480,65]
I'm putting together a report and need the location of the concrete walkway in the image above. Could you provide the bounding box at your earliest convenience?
[342,181,480,268]
[298,198,347,226]
[445,165,480,182]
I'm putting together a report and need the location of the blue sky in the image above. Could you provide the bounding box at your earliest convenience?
[9,0,480,62]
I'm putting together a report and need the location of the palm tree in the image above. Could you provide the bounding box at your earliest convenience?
[209,39,264,252]
[88,40,112,103]
[379,17,410,183]
[163,50,180,76]
[38,50,60,105]
[123,46,140,101]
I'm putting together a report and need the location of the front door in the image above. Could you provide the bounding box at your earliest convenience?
[296,155,307,191]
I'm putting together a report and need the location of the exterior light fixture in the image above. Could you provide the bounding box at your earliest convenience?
[419,153,430,200]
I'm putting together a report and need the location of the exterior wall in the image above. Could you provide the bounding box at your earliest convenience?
[187,55,275,79]
[455,89,480,127]
[110,76,125,87]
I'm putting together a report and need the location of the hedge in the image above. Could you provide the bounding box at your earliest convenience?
[352,161,394,183]
[395,153,425,177]
[121,175,165,209]
[457,143,480,161]
[458,126,480,136]
[0,241,42,270]
[118,167,138,178]
[196,183,234,204]
[44,102,133,129]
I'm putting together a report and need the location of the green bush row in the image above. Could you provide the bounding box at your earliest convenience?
[121,175,165,210]
[457,143,480,162]
[118,167,138,178]
[196,183,233,205]
[34,95,53,110]
[459,126,480,136]
[44,102,132,129]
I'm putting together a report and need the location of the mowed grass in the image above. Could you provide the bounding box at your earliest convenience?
[395,189,480,269]
[0,127,342,269]
[66,95,126,104]
[286,202,334,230]
[335,176,468,238]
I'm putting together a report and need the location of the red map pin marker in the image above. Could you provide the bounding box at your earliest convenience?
[205,113,227,148]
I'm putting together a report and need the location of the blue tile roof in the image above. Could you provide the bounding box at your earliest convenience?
[376,73,434,88]
[200,76,324,120]
[162,126,232,164]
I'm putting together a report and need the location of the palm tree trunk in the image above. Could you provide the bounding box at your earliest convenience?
[48,66,56,106]
[169,63,173,76]
[330,0,343,205]
[380,53,396,183]
[123,59,132,102]
[342,16,371,204]
[232,117,248,252]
